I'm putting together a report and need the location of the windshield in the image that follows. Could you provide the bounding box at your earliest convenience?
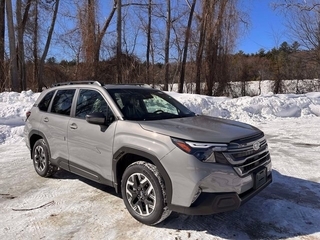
[107,88,195,121]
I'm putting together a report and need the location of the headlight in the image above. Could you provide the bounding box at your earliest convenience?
[171,138,228,163]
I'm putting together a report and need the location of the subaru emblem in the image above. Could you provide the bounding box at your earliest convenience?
[253,141,260,151]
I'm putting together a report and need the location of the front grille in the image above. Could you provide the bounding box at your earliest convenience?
[230,139,267,160]
[222,135,271,176]
[235,151,270,175]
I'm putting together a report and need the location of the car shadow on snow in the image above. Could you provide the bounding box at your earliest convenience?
[51,168,320,239]
[53,169,119,197]
[158,170,320,240]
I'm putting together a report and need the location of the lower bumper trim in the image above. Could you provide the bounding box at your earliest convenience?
[168,172,272,215]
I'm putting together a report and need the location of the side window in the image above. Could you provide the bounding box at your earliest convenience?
[75,89,114,121]
[51,89,75,116]
[38,91,55,112]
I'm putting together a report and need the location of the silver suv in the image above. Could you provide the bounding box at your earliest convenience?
[24,81,272,225]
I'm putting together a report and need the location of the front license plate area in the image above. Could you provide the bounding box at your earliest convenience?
[254,167,267,189]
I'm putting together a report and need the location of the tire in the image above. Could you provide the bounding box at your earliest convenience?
[121,161,171,225]
[32,139,57,177]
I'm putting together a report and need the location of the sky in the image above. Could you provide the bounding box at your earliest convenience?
[47,0,290,61]
[236,0,288,54]
[0,0,289,62]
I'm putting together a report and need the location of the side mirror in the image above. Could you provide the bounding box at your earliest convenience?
[86,112,106,125]
[106,115,115,124]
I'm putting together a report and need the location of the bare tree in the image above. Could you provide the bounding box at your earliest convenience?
[145,0,152,85]
[178,0,196,93]
[275,1,320,62]
[37,0,60,91]
[163,0,171,91]
[33,0,38,90]
[0,0,5,91]
[117,0,122,83]
[78,0,116,79]
[16,0,32,91]
[199,0,240,96]
[95,2,116,63]
[195,1,208,94]
[6,0,19,91]
[85,0,96,65]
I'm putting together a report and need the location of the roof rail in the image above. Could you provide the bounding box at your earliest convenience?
[52,81,102,87]
[113,83,153,88]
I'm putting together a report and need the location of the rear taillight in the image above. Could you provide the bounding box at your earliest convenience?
[26,111,31,121]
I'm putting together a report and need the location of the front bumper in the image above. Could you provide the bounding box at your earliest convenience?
[168,171,272,215]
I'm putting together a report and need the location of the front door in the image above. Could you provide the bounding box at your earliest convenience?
[67,89,116,184]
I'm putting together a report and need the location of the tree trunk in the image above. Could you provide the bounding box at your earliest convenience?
[38,0,60,91]
[164,0,171,91]
[19,0,32,90]
[33,0,39,91]
[214,0,228,96]
[0,0,5,91]
[16,0,26,90]
[117,0,122,83]
[178,0,196,93]
[6,0,19,91]
[146,0,152,85]
[94,2,117,63]
[204,0,216,96]
[86,0,95,64]
[195,3,207,94]
[85,0,96,79]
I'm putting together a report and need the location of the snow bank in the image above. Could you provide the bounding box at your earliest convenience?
[0,91,40,144]
[0,90,319,144]
[168,91,320,123]
[0,90,39,124]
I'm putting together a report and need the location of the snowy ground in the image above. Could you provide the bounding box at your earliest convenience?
[0,88,320,239]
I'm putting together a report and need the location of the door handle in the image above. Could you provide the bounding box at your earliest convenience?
[43,117,49,122]
[70,123,78,129]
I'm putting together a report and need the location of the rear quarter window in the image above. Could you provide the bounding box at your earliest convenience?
[38,91,55,112]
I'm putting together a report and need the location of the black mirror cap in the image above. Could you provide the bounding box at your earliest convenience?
[86,112,106,125]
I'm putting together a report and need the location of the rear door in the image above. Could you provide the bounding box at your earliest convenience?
[38,89,76,169]
[67,89,116,183]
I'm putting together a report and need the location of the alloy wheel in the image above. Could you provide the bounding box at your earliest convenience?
[34,145,46,172]
[125,172,156,216]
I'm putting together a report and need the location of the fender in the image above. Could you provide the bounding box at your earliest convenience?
[112,147,173,205]
[28,130,68,170]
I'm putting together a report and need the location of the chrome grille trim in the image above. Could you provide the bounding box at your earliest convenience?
[223,136,271,176]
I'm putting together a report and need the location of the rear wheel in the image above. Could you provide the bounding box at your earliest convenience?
[32,139,56,177]
[121,161,171,225]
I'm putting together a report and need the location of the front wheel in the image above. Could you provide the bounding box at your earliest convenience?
[121,161,171,225]
[32,139,57,177]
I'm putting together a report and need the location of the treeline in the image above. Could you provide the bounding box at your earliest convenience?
[17,41,320,96]
[0,1,320,96]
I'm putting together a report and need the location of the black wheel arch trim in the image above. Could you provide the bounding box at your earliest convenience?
[28,130,51,159]
[112,147,173,205]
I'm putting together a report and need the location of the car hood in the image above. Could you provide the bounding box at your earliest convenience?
[139,115,261,143]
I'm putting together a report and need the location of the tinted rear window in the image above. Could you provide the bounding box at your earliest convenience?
[38,91,55,112]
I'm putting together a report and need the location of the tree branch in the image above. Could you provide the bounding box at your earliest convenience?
[12,201,55,211]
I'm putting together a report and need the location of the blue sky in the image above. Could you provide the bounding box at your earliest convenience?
[236,0,288,54]
[49,1,289,61]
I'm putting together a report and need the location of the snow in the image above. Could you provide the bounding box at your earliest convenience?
[1,86,320,239]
